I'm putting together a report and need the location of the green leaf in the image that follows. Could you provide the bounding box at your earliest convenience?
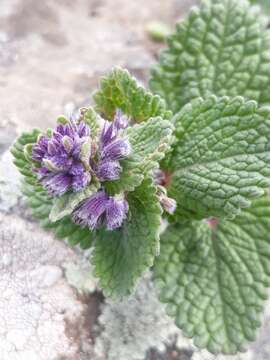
[154,196,270,354]
[150,0,270,113]
[82,107,101,137]
[49,184,98,222]
[57,115,69,124]
[11,132,94,249]
[79,137,92,170]
[168,96,270,219]
[92,178,162,298]
[104,117,174,194]
[94,67,172,121]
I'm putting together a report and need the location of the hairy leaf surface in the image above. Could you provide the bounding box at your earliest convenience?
[154,197,270,354]
[92,178,162,298]
[168,96,270,219]
[150,0,270,113]
[94,67,172,121]
[104,117,174,194]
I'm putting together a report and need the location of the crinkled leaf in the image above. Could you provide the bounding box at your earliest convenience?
[92,178,162,298]
[94,67,172,121]
[11,132,94,249]
[168,96,270,220]
[150,0,270,113]
[104,117,174,194]
[154,196,270,354]
[49,184,98,222]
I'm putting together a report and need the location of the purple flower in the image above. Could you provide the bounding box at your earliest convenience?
[114,109,129,130]
[41,172,71,196]
[32,109,132,232]
[156,185,177,215]
[32,136,49,162]
[159,194,177,215]
[72,190,128,230]
[96,161,122,181]
[32,120,91,196]
[105,196,129,230]
[72,190,108,229]
[96,112,131,182]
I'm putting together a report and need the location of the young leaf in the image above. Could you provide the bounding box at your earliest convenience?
[94,67,172,121]
[150,0,270,113]
[82,107,101,137]
[49,184,98,222]
[104,117,174,194]
[154,196,270,354]
[92,178,162,298]
[168,96,270,219]
[11,132,94,249]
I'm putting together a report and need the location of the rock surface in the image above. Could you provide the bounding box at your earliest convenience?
[0,0,197,131]
[0,213,93,359]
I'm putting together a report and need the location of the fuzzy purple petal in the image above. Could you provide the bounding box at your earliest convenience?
[114,109,129,130]
[48,154,72,169]
[105,196,129,230]
[100,121,116,149]
[159,194,177,214]
[77,122,91,137]
[153,169,166,186]
[41,172,71,196]
[69,162,85,176]
[72,191,109,229]
[37,166,49,178]
[32,136,49,162]
[96,160,122,181]
[72,172,91,192]
[101,138,131,161]
[55,124,72,137]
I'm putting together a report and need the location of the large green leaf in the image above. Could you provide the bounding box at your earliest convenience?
[11,132,94,249]
[92,178,162,298]
[154,196,270,354]
[150,0,270,113]
[104,117,174,194]
[168,96,270,219]
[94,67,172,121]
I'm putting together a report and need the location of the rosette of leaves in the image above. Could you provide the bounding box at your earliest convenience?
[11,68,174,298]
[150,0,270,355]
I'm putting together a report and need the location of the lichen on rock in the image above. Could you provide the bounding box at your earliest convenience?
[94,273,182,360]
[0,213,93,359]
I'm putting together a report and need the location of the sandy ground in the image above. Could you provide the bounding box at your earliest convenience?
[0,0,197,131]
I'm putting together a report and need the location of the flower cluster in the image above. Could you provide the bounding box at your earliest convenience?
[32,110,130,230]
[32,120,92,196]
